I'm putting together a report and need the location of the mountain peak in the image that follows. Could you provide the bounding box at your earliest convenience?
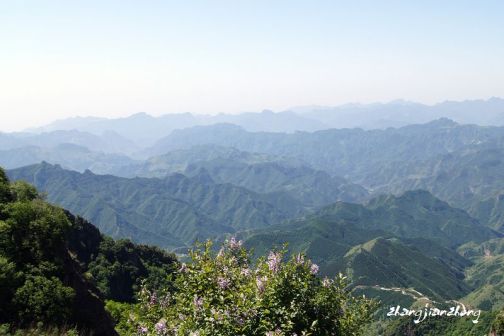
[428,117,458,127]
[129,112,152,119]
[367,190,442,209]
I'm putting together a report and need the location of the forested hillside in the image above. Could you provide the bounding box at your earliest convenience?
[0,168,178,335]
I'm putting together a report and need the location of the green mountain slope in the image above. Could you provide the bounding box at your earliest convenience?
[340,237,470,301]
[7,162,299,249]
[365,145,504,232]
[243,190,497,266]
[315,190,499,247]
[458,238,504,310]
[142,121,504,234]
[241,191,498,304]
[144,119,504,179]
[118,145,368,207]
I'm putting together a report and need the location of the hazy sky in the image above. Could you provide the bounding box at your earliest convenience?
[1,1,503,131]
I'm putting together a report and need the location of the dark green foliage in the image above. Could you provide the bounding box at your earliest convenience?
[0,168,178,334]
[87,237,178,302]
[1,200,70,267]
[0,256,19,321]
[64,211,179,303]
[9,181,39,202]
[14,275,75,324]
[491,310,504,335]
[0,168,12,204]
[0,171,76,328]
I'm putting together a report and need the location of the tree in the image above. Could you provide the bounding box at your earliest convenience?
[13,275,75,325]
[0,168,12,206]
[0,200,70,267]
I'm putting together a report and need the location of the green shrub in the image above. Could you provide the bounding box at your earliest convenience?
[122,239,377,335]
[9,181,39,202]
[13,275,75,325]
[491,310,504,335]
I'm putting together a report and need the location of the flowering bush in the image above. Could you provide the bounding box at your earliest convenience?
[120,239,376,335]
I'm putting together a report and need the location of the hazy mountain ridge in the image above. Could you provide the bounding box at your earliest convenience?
[115,144,369,206]
[1,129,138,154]
[144,118,504,180]
[26,98,504,144]
[293,97,504,129]
[7,162,305,249]
[358,143,504,232]
[29,110,328,146]
[0,144,138,174]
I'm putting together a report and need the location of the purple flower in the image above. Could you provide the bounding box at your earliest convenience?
[267,251,281,273]
[217,276,230,289]
[310,263,319,275]
[138,325,148,334]
[295,253,305,265]
[155,321,167,334]
[266,330,282,336]
[159,293,170,308]
[227,236,243,250]
[193,295,204,309]
[179,263,188,273]
[241,267,251,276]
[322,277,332,287]
[256,276,267,293]
[149,292,157,306]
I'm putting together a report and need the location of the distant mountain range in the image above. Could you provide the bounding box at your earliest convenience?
[8,160,504,309]
[7,162,300,250]
[0,129,138,154]
[292,97,504,129]
[144,118,504,178]
[113,145,368,206]
[241,190,502,307]
[4,103,504,316]
[5,157,369,250]
[28,110,327,146]
[0,143,138,174]
[23,97,504,146]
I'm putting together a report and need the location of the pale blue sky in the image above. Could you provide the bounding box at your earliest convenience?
[1,1,503,131]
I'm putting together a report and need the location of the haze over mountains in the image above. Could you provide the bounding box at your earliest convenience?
[3,97,504,327]
[18,97,504,146]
